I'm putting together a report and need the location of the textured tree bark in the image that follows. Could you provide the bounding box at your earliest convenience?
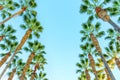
[0,7,26,25]
[19,52,35,80]
[88,53,98,80]
[0,29,32,79]
[85,69,91,80]
[95,7,120,33]
[0,52,10,67]
[90,33,116,80]
[8,68,16,80]
[115,57,120,70]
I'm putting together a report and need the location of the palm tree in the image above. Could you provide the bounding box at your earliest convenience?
[8,68,16,80]
[105,28,120,70]
[0,7,26,25]
[0,0,43,78]
[80,0,111,20]
[7,58,25,80]
[0,38,17,67]
[95,7,120,33]
[30,52,47,80]
[90,33,116,80]
[76,55,91,80]
[88,53,99,80]
[0,24,16,42]
[78,21,106,79]
[20,40,46,80]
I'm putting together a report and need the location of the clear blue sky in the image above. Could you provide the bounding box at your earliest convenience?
[1,0,120,80]
[37,0,120,80]
[37,0,81,80]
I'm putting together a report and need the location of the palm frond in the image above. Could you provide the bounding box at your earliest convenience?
[80,4,88,13]
[95,22,101,31]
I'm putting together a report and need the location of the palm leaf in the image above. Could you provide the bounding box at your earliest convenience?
[80,4,88,13]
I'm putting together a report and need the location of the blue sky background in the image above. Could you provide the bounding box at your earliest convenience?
[1,0,120,80]
[37,0,81,80]
[37,0,120,80]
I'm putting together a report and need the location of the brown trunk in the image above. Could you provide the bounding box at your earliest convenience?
[0,52,10,67]
[30,63,39,80]
[90,33,102,53]
[8,68,16,80]
[90,33,116,80]
[105,68,111,80]
[20,52,35,80]
[115,57,120,70]
[34,63,39,73]
[15,29,32,53]
[0,29,32,79]
[30,73,35,80]
[0,5,3,10]
[0,36,4,41]
[88,53,98,80]
[0,7,27,25]
[85,69,90,80]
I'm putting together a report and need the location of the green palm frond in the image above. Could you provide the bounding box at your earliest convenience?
[87,15,94,22]
[95,22,101,31]
[96,31,105,38]
[20,24,27,30]
[80,4,88,13]
[33,31,40,38]
[0,44,6,50]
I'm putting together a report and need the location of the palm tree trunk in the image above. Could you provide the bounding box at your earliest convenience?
[0,5,3,10]
[14,29,32,53]
[30,63,39,80]
[105,68,111,80]
[20,52,35,80]
[96,7,120,33]
[8,68,16,80]
[0,29,32,79]
[0,7,26,25]
[90,33,116,80]
[88,53,98,80]
[0,35,4,41]
[0,52,10,67]
[85,69,91,80]
[115,57,120,70]
[30,73,35,80]
[108,19,120,33]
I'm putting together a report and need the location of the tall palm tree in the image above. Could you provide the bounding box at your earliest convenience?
[80,0,111,20]
[0,39,17,67]
[78,21,106,79]
[95,7,120,33]
[80,43,99,80]
[105,28,120,70]
[88,53,98,80]
[90,33,116,80]
[7,58,25,80]
[0,0,43,79]
[76,55,91,80]
[20,40,46,80]
[0,24,16,42]
[8,68,16,80]
[30,52,47,80]
[0,0,20,19]
[0,7,26,25]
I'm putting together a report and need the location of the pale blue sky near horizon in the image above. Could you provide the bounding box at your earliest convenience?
[1,0,120,80]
